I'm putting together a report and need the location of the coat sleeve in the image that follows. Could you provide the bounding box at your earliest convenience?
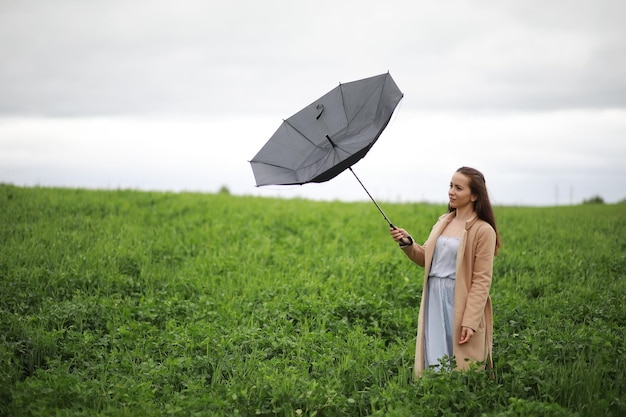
[461,224,496,331]
[401,242,426,267]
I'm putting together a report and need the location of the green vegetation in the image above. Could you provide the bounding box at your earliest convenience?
[0,184,624,417]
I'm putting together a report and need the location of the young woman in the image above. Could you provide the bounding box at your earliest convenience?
[390,167,500,377]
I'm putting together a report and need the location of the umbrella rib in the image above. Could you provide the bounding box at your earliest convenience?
[251,160,293,170]
[255,148,341,183]
[327,143,352,161]
[339,82,349,128]
[307,149,337,179]
[282,116,350,171]
[283,119,325,149]
[306,140,352,178]
[291,140,347,178]
[342,74,388,129]
[296,147,337,172]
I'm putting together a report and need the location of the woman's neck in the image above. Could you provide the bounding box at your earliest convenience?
[454,206,476,222]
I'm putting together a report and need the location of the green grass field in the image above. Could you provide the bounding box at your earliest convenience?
[1,184,624,417]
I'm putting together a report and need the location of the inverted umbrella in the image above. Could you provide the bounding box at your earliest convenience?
[250,72,409,241]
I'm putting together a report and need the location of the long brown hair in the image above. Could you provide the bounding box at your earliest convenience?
[449,166,501,254]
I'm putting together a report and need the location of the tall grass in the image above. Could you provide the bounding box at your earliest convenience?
[0,184,624,416]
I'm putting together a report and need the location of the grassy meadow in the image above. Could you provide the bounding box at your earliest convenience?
[0,184,624,417]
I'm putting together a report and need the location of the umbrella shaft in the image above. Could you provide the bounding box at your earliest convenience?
[348,167,394,228]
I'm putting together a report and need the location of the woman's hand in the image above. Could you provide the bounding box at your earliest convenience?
[459,326,475,344]
[389,227,410,245]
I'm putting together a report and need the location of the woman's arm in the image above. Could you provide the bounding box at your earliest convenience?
[390,227,426,267]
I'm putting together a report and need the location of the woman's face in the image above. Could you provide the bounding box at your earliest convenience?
[448,172,476,210]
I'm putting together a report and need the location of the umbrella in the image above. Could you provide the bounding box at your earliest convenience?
[249,72,408,240]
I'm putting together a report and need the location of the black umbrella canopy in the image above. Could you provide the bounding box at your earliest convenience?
[250,72,403,186]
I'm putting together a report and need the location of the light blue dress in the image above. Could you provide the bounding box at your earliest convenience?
[424,235,460,370]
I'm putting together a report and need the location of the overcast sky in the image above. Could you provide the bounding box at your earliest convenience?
[1,0,625,206]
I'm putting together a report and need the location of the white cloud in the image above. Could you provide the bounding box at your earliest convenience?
[1,0,625,115]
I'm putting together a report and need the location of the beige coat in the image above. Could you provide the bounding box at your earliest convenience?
[401,212,496,377]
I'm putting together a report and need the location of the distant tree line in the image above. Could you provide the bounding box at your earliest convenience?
[578,195,626,205]
[582,195,605,204]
